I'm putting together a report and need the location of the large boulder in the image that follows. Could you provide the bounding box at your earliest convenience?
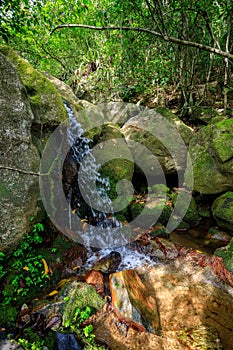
[121,107,193,177]
[0,52,41,251]
[104,258,233,350]
[0,47,70,250]
[98,102,143,126]
[185,119,233,194]
[0,45,68,155]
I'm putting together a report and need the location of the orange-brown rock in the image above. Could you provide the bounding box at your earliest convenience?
[85,270,104,295]
[109,269,161,334]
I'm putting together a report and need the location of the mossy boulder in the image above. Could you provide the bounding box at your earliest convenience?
[191,106,220,124]
[32,281,105,332]
[98,102,143,126]
[93,123,134,199]
[121,107,193,176]
[171,191,200,227]
[130,198,172,226]
[60,281,105,328]
[185,119,233,194]
[0,50,41,251]
[43,73,104,141]
[0,45,68,155]
[212,192,233,234]
[150,184,170,196]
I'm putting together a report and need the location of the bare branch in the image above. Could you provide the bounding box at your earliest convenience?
[50,24,233,60]
[0,165,44,176]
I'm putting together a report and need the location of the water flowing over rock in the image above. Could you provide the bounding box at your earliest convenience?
[185,119,233,194]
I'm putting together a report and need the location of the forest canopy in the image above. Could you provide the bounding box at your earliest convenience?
[1,0,233,114]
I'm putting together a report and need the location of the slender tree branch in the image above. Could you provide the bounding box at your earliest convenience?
[0,165,44,176]
[50,24,233,60]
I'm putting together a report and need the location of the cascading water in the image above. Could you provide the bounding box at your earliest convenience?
[64,101,121,226]
[62,101,156,269]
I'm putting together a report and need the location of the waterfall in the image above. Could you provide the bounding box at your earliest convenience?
[63,101,127,249]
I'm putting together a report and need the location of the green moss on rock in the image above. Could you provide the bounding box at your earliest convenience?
[211,119,233,162]
[61,281,105,328]
[0,45,67,126]
[171,192,200,226]
[130,198,172,226]
[93,123,134,199]
[185,120,233,194]
[215,238,233,273]
[212,192,233,233]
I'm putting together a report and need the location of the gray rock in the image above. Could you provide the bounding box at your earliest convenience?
[0,339,23,350]
[121,107,193,176]
[0,51,40,251]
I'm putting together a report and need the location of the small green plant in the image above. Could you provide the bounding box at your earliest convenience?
[13,223,44,257]
[2,222,50,305]
[64,306,96,345]
[73,306,92,324]
[17,337,45,350]
[0,252,6,279]
[83,324,95,341]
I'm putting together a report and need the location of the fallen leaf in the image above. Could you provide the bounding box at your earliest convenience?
[42,258,49,275]
[48,290,58,297]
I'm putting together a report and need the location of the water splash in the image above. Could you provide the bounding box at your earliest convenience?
[84,245,156,272]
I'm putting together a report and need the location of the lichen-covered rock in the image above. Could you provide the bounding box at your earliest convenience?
[0,51,41,251]
[121,107,193,176]
[185,120,233,194]
[212,192,233,234]
[0,45,68,155]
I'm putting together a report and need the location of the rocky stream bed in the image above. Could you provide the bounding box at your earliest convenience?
[1,46,233,350]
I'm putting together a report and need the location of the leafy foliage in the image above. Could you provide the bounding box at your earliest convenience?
[1,223,50,305]
[64,305,96,344]
[0,1,233,111]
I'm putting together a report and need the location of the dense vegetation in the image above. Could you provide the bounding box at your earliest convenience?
[1,0,233,114]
